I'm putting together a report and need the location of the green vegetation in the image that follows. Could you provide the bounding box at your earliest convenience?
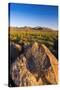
[9,27,58,59]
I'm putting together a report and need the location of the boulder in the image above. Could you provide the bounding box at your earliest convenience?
[10,42,58,86]
[10,42,22,63]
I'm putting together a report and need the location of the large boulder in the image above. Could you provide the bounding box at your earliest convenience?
[24,42,51,77]
[10,42,58,86]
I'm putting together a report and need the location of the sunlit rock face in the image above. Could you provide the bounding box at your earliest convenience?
[10,42,57,86]
[24,42,51,76]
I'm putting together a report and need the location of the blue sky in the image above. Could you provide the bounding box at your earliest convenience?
[9,3,58,30]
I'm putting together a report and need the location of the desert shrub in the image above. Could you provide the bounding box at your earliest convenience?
[15,35,20,43]
[9,28,58,58]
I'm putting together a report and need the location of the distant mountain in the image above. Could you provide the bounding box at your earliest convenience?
[9,26,58,32]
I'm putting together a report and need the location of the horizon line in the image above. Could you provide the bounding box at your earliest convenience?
[9,25,58,31]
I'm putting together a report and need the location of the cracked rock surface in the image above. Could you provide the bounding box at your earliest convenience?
[10,42,57,86]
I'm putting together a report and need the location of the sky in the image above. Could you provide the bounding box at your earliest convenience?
[9,3,58,30]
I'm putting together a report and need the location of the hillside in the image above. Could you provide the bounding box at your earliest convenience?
[9,27,58,59]
[9,27,58,86]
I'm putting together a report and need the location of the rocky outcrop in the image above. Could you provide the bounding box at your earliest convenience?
[10,42,58,86]
[42,44,58,83]
[10,42,22,64]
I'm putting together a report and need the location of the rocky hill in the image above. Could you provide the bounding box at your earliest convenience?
[9,42,58,87]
